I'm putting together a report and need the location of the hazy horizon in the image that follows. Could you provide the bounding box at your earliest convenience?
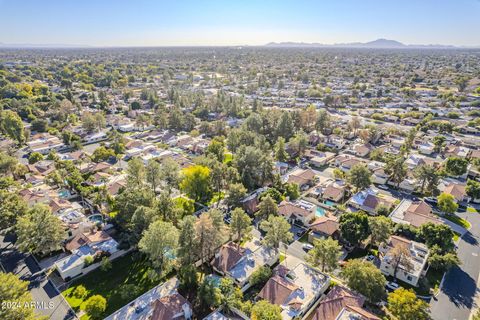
[1,0,479,47]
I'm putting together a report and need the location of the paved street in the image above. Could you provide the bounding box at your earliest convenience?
[0,232,75,320]
[430,211,480,320]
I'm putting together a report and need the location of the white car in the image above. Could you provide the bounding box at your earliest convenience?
[365,255,375,262]
[386,281,400,291]
[302,243,314,251]
[377,184,389,190]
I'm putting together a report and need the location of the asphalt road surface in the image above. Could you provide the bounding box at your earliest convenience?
[430,210,480,320]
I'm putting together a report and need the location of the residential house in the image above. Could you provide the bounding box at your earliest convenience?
[212,241,278,289]
[278,200,316,226]
[308,215,340,242]
[389,199,442,228]
[304,149,336,168]
[55,229,119,280]
[286,168,317,190]
[257,262,330,320]
[348,188,396,215]
[442,182,468,203]
[379,235,429,287]
[311,285,380,320]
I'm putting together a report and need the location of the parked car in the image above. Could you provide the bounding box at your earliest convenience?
[386,281,400,291]
[377,184,389,190]
[365,255,375,262]
[302,243,314,251]
[424,197,438,205]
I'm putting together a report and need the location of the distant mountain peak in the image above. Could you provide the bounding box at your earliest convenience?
[265,39,457,49]
[364,38,405,47]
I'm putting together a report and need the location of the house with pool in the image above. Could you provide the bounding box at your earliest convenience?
[278,200,318,226]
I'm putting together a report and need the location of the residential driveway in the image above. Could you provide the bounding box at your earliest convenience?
[286,240,307,261]
[430,211,480,320]
[0,232,75,320]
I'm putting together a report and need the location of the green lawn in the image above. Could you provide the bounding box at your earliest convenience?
[62,253,158,319]
[387,269,444,296]
[453,232,460,242]
[444,214,471,229]
[345,247,368,261]
[467,207,478,213]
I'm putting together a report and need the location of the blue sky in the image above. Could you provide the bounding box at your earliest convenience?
[0,0,479,46]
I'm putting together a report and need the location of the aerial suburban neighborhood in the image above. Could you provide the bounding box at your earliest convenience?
[1,1,480,320]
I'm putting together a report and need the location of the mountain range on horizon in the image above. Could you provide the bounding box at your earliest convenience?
[0,38,478,49]
[264,38,468,49]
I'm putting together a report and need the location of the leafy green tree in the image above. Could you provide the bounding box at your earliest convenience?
[274,137,288,162]
[256,195,278,220]
[385,156,407,188]
[249,266,272,288]
[1,110,25,144]
[91,146,115,163]
[388,288,431,320]
[218,277,244,314]
[368,216,393,246]
[225,182,247,208]
[275,112,294,140]
[126,157,146,187]
[100,257,112,272]
[0,151,18,176]
[198,277,221,310]
[178,264,199,297]
[179,165,212,203]
[206,138,225,162]
[178,216,198,265]
[428,245,460,271]
[138,220,179,276]
[445,157,468,177]
[28,152,44,164]
[0,190,28,229]
[234,145,273,190]
[466,179,480,200]
[307,237,342,272]
[260,215,293,251]
[0,272,38,320]
[145,159,161,193]
[433,136,446,153]
[347,164,372,191]
[414,164,439,195]
[288,130,308,157]
[84,295,107,320]
[195,209,228,264]
[251,300,282,320]
[284,183,300,200]
[339,212,370,246]
[437,192,458,214]
[230,208,252,246]
[419,223,455,253]
[73,285,87,299]
[316,109,331,134]
[115,186,155,227]
[160,157,180,191]
[342,260,387,303]
[16,204,65,256]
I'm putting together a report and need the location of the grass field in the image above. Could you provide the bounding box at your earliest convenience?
[62,253,158,319]
[444,214,471,229]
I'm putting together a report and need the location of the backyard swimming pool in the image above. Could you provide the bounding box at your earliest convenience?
[324,200,336,207]
[316,207,326,217]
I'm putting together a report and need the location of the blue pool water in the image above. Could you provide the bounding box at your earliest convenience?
[316,207,326,217]
[324,200,336,207]
[87,214,103,223]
